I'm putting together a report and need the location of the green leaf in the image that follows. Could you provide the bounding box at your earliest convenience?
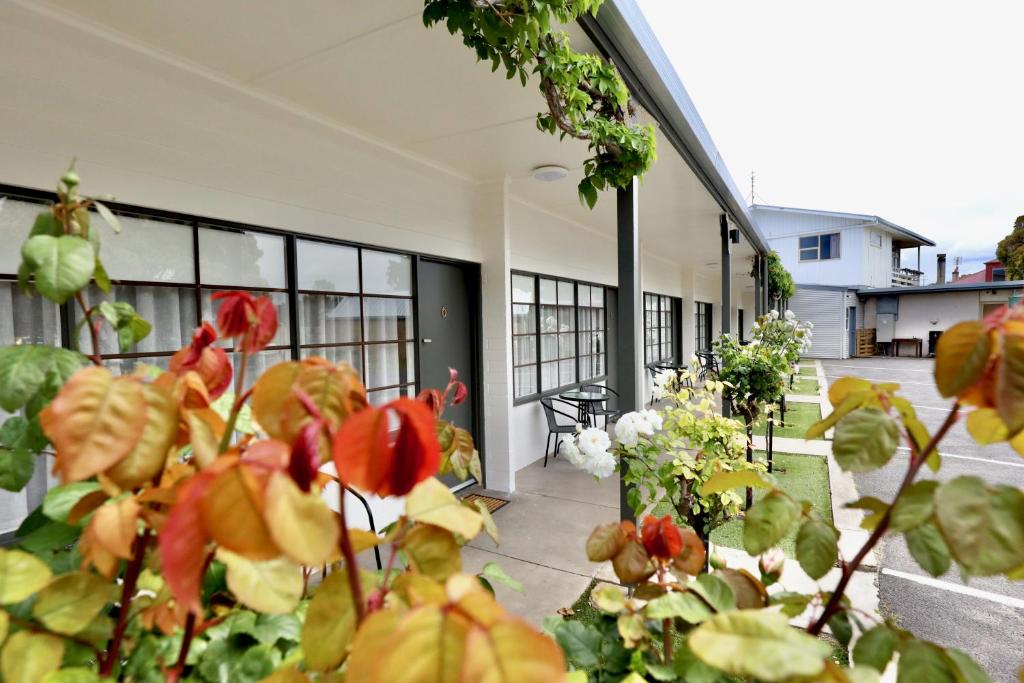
[577,177,598,209]
[688,609,831,681]
[1,631,64,683]
[0,447,35,492]
[691,573,736,613]
[853,625,899,673]
[251,613,302,646]
[934,321,991,398]
[644,591,713,624]
[743,490,801,555]
[904,523,951,577]
[0,548,53,603]
[897,641,956,683]
[553,621,601,669]
[944,648,992,683]
[21,235,95,304]
[935,476,1024,575]
[795,517,839,580]
[829,611,853,648]
[0,416,47,454]
[0,345,87,412]
[42,666,100,683]
[700,469,772,495]
[42,482,101,523]
[847,496,889,531]
[770,591,811,617]
[91,201,122,234]
[29,212,62,238]
[98,301,152,352]
[32,571,114,635]
[480,561,523,593]
[833,407,899,472]
[890,480,938,532]
[93,257,111,294]
[301,570,358,670]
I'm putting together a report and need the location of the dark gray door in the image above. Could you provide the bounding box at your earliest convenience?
[416,259,479,485]
[847,306,857,358]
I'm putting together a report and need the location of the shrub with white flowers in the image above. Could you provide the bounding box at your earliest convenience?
[750,309,813,372]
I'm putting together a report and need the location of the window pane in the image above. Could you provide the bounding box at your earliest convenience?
[105,355,172,377]
[198,228,286,288]
[202,289,290,348]
[364,297,414,341]
[297,240,359,292]
[557,281,574,305]
[368,385,414,406]
[558,359,575,386]
[512,304,536,334]
[101,214,196,283]
[0,199,46,274]
[540,305,558,333]
[512,275,534,303]
[76,285,197,355]
[515,365,537,398]
[0,281,60,346]
[539,279,557,305]
[820,236,832,259]
[558,333,575,359]
[798,236,818,250]
[299,294,360,345]
[540,334,557,361]
[541,362,558,391]
[557,307,575,331]
[592,288,604,307]
[513,336,536,366]
[229,349,291,391]
[578,285,591,307]
[365,342,414,389]
[301,345,362,375]
[800,248,817,261]
[361,250,412,296]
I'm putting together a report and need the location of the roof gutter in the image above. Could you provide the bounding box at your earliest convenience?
[578,0,769,254]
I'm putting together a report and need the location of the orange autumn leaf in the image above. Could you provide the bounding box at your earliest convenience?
[159,469,217,614]
[66,490,109,526]
[200,464,279,560]
[79,522,120,579]
[241,439,291,471]
[170,323,232,400]
[264,472,339,567]
[333,398,441,497]
[185,408,226,470]
[40,366,148,483]
[89,497,141,559]
[105,380,179,489]
[175,370,212,410]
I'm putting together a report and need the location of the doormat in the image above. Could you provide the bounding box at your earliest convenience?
[461,493,510,514]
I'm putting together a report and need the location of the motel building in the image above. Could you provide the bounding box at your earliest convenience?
[0,0,772,533]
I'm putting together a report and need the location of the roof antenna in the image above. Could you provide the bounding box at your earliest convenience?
[750,171,755,206]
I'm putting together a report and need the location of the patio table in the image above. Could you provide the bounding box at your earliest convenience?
[559,390,609,428]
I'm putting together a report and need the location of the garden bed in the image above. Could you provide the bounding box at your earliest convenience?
[752,401,823,440]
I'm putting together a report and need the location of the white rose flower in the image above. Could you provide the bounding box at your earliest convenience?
[559,436,586,467]
[578,427,611,457]
[769,310,780,320]
[784,310,795,321]
[640,409,663,432]
[584,450,616,478]
[614,412,642,447]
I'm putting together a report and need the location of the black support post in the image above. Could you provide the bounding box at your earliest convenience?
[720,214,732,418]
[616,180,642,525]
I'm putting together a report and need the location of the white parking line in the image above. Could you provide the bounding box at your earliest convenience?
[895,446,1024,469]
[881,568,1024,610]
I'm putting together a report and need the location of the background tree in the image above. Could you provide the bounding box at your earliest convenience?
[996,215,1024,280]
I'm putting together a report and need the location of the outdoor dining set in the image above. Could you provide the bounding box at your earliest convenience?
[540,351,719,466]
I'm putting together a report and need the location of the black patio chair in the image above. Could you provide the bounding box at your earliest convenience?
[540,397,581,467]
[646,364,660,406]
[581,383,622,427]
[696,351,719,381]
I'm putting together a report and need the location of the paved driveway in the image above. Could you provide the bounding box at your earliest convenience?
[822,358,1024,682]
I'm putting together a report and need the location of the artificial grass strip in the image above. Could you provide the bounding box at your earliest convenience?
[752,401,823,440]
[710,452,832,557]
[789,377,820,396]
[798,365,817,376]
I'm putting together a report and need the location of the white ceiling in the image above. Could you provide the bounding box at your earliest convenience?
[16,0,755,270]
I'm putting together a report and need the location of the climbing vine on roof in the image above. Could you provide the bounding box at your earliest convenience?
[752,250,796,304]
[423,0,657,208]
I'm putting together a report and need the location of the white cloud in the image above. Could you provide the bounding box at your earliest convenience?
[636,0,1024,282]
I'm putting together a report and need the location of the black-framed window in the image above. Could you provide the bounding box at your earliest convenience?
[799,232,841,261]
[0,194,419,405]
[695,301,712,352]
[644,293,676,364]
[511,272,607,401]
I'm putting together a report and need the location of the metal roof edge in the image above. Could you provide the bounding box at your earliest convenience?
[579,0,769,254]
[752,204,936,247]
[858,280,1024,296]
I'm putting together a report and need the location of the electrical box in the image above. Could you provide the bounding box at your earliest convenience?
[877,314,895,343]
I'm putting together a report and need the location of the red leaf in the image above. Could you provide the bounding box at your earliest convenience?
[641,515,683,561]
[244,295,278,353]
[416,388,444,418]
[452,381,468,406]
[170,323,232,400]
[159,471,215,615]
[333,398,440,497]
[212,290,254,338]
[289,420,323,492]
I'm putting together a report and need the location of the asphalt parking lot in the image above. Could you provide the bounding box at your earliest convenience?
[822,358,1024,682]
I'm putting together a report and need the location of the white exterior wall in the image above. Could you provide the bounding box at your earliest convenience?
[862,289,1024,344]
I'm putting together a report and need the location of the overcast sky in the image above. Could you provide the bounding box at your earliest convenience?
[636,0,1023,282]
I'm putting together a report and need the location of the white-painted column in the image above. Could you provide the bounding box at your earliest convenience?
[476,178,515,493]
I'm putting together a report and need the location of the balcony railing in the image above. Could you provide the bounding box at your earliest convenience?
[891,267,922,287]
